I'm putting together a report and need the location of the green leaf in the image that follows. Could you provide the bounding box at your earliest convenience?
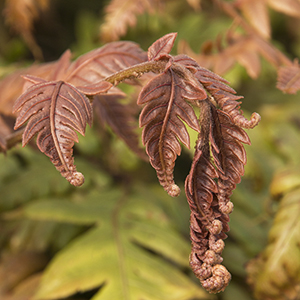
[247,188,300,300]
[0,147,111,212]
[222,281,255,300]
[228,205,267,256]
[270,166,300,197]
[24,187,211,300]
[0,148,71,211]
[35,227,207,300]
[21,189,121,225]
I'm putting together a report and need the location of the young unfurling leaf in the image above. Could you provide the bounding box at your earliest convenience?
[138,69,206,197]
[148,32,177,61]
[174,54,261,129]
[13,78,111,186]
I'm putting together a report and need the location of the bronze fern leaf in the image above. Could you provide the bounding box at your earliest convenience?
[209,106,251,213]
[13,77,111,186]
[186,100,231,293]
[65,41,147,86]
[138,69,205,196]
[169,52,260,292]
[93,94,147,160]
[277,61,300,94]
[174,54,261,128]
[185,97,257,293]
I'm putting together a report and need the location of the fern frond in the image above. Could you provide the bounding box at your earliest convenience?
[138,69,205,196]
[13,77,111,186]
[247,187,300,300]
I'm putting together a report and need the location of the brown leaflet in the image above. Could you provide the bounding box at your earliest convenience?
[277,62,300,94]
[178,34,262,78]
[138,68,206,197]
[64,41,147,86]
[0,60,64,118]
[93,94,147,160]
[185,100,231,293]
[148,32,177,61]
[175,52,258,292]
[171,53,260,292]
[100,0,156,42]
[13,78,111,186]
[209,105,250,215]
[268,0,300,17]
[4,0,50,60]
[0,56,73,150]
[22,74,113,96]
[239,0,270,39]
[174,54,261,129]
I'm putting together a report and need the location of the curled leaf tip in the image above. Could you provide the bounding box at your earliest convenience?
[167,184,181,197]
[209,220,223,235]
[230,111,261,129]
[202,264,231,293]
[67,172,85,187]
[219,201,234,214]
[210,240,225,254]
[250,112,261,128]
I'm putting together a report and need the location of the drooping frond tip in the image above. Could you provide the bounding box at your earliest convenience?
[138,68,205,197]
[13,76,111,187]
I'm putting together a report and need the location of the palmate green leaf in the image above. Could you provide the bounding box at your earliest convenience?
[247,187,300,300]
[20,187,211,300]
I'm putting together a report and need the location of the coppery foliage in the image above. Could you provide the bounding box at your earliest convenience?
[5,32,261,293]
[2,0,300,297]
[174,51,259,291]
[93,94,147,160]
[277,62,300,94]
[13,76,111,186]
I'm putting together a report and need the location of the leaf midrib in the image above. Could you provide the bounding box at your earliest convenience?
[50,81,69,173]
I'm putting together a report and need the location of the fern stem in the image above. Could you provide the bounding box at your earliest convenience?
[0,129,23,153]
[103,60,167,85]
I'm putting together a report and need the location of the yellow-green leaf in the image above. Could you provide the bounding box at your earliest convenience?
[247,188,300,300]
[270,167,300,198]
[23,188,212,300]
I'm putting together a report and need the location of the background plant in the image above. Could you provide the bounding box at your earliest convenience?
[1,0,300,300]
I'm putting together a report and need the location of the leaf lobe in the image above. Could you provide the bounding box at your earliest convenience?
[13,79,95,186]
